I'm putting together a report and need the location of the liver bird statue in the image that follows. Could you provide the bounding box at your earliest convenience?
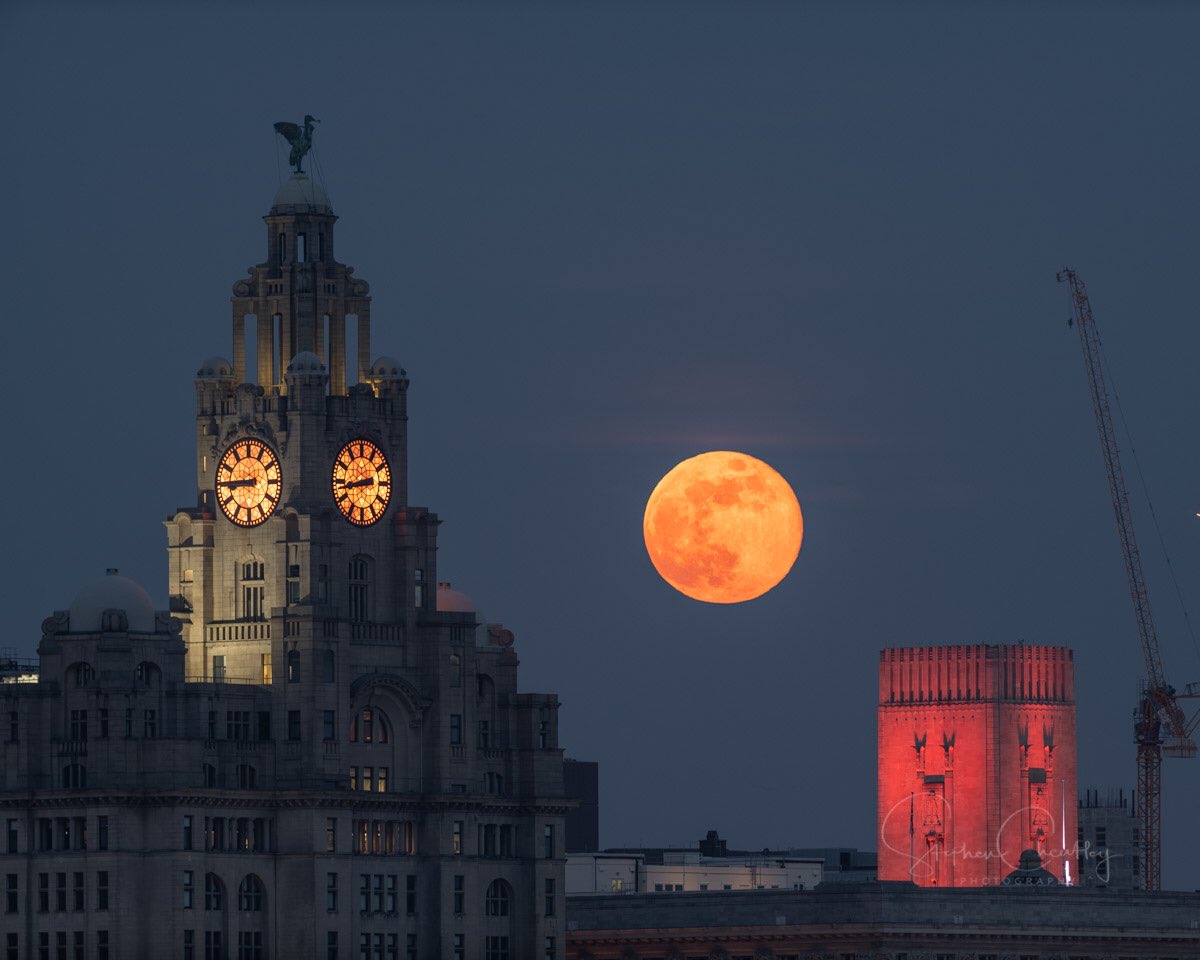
[274,115,319,174]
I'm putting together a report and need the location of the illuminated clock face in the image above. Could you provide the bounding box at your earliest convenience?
[215,439,282,527]
[332,439,392,526]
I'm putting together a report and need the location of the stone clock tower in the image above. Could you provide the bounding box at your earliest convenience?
[165,171,423,686]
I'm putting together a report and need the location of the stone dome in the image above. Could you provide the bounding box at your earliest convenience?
[68,569,156,633]
[368,356,406,380]
[436,582,476,613]
[196,356,234,379]
[286,351,327,377]
[1002,849,1059,886]
[271,173,331,213]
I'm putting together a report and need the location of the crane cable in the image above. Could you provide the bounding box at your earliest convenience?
[1091,320,1200,674]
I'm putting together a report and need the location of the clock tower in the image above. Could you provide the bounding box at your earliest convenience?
[166,170,424,685]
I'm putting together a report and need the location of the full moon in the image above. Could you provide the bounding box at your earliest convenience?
[643,450,803,604]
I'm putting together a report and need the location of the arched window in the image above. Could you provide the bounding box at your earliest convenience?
[204,873,224,910]
[238,874,264,911]
[61,764,86,789]
[485,879,511,917]
[69,663,93,688]
[348,555,371,622]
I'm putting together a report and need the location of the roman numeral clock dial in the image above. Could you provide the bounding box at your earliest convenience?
[332,439,392,526]
[215,439,282,527]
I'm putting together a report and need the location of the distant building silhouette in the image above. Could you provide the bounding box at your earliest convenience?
[562,758,598,853]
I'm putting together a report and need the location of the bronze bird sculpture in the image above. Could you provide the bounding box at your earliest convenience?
[274,115,319,174]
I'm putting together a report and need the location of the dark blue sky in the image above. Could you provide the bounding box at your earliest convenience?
[5,1,1200,887]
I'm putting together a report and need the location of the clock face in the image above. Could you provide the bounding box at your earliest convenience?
[332,439,392,526]
[215,439,282,527]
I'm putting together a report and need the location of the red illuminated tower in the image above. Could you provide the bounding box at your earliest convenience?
[877,645,1078,887]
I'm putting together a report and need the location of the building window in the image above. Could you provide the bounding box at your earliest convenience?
[296,232,306,262]
[183,815,194,849]
[203,763,217,787]
[38,873,48,912]
[238,931,264,960]
[227,711,250,741]
[449,652,461,685]
[405,875,416,916]
[326,932,337,960]
[261,653,272,684]
[453,874,464,915]
[241,561,265,619]
[144,709,157,738]
[349,556,371,622]
[55,872,66,912]
[238,874,263,911]
[73,871,84,911]
[452,935,464,960]
[543,878,556,916]
[544,937,555,960]
[96,871,108,910]
[326,818,337,852]
[385,874,397,913]
[358,874,369,913]
[204,873,223,910]
[323,710,335,741]
[326,872,338,912]
[450,714,462,745]
[99,708,108,738]
[478,719,491,749]
[277,233,285,263]
[362,767,373,793]
[544,824,554,858]
[97,816,108,850]
[5,932,15,960]
[6,819,16,854]
[183,931,194,960]
[486,771,504,795]
[323,649,336,682]
[73,931,83,960]
[69,709,87,740]
[377,767,389,793]
[72,663,93,687]
[212,655,226,683]
[485,879,510,917]
[183,870,194,909]
[288,710,301,740]
[237,764,257,789]
[61,763,86,789]
[7,711,16,743]
[610,878,624,893]
[1096,826,1107,847]
[287,649,300,682]
[499,825,513,857]
[413,567,424,608]
[124,707,133,737]
[484,937,509,960]
[4,874,16,914]
[96,931,108,960]
[204,932,221,960]
[452,820,463,855]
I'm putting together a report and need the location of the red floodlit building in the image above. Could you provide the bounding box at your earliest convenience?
[878,644,1078,887]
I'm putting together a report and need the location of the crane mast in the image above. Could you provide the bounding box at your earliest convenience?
[1057,268,1193,892]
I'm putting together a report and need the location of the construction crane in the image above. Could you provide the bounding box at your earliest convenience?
[1057,268,1198,891]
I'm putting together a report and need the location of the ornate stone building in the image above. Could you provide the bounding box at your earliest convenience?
[0,168,568,960]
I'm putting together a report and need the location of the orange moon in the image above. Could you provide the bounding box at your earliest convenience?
[643,451,803,604]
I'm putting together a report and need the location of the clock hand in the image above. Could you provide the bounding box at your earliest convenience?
[221,477,259,489]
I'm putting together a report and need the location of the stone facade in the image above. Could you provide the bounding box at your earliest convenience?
[566,881,1200,958]
[0,171,568,960]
